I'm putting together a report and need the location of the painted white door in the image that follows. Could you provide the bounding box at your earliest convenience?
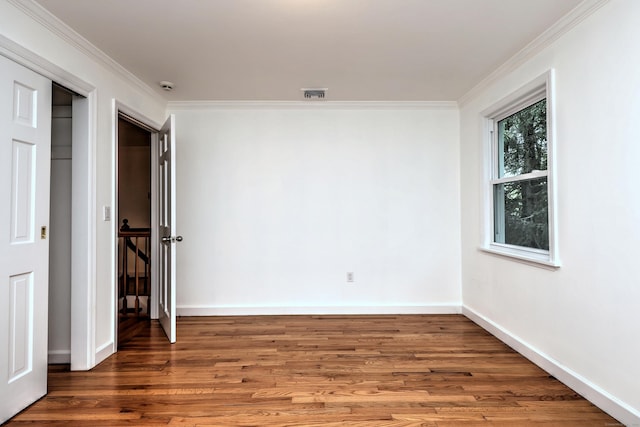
[158,115,178,343]
[0,55,52,423]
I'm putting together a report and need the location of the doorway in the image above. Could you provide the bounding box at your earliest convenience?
[113,108,177,345]
[46,81,94,369]
[48,83,76,364]
[117,114,152,346]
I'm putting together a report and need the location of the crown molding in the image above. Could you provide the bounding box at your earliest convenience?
[0,33,94,96]
[167,100,459,111]
[7,0,166,104]
[457,0,610,107]
[11,0,606,109]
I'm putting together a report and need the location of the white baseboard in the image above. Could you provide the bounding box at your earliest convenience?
[48,350,70,364]
[177,304,462,316]
[94,340,114,367]
[462,305,640,427]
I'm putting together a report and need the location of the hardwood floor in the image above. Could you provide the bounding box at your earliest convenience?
[118,313,150,347]
[7,315,621,426]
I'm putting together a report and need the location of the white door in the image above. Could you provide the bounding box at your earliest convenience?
[0,55,52,423]
[158,115,179,343]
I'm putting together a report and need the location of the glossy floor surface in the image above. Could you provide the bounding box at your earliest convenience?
[7,315,621,426]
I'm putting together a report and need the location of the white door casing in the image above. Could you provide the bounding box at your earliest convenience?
[0,54,52,423]
[158,115,177,343]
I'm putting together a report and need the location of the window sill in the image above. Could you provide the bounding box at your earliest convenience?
[479,245,561,270]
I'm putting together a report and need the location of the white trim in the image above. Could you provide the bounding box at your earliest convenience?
[8,0,609,109]
[116,103,163,132]
[167,100,459,111]
[177,304,462,316]
[47,350,71,365]
[545,74,559,264]
[2,28,98,372]
[94,341,113,366]
[7,0,166,104]
[112,101,164,349]
[70,92,97,371]
[491,170,548,185]
[480,72,551,118]
[462,305,640,427]
[149,132,159,321]
[479,246,560,270]
[458,0,610,106]
[491,91,546,125]
[480,70,559,267]
[111,101,119,352]
[0,34,93,96]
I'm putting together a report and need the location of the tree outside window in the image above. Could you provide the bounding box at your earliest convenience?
[492,98,549,251]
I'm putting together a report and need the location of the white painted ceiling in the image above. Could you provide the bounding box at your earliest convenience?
[35,0,583,101]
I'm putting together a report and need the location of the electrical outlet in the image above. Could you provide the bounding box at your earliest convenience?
[346,272,354,283]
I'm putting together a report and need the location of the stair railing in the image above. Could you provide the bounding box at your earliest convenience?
[118,219,151,316]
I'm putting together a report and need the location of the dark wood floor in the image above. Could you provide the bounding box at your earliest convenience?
[118,313,150,347]
[7,315,621,426]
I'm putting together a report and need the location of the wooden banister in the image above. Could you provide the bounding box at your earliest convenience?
[118,219,151,317]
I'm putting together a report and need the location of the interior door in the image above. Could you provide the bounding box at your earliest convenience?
[0,55,52,423]
[158,115,179,343]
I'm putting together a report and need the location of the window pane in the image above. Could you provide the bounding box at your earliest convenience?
[494,177,548,250]
[498,99,547,178]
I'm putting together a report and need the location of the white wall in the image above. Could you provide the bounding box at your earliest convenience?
[0,1,167,366]
[459,0,640,423]
[170,104,461,314]
[4,1,637,422]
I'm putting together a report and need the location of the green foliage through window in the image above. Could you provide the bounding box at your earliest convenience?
[498,99,547,177]
[494,178,548,250]
[494,99,549,251]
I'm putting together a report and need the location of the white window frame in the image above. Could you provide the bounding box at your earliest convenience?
[480,70,560,268]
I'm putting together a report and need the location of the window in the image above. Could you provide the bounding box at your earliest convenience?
[482,71,559,267]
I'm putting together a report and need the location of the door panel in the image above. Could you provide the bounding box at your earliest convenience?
[158,115,177,343]
[0,54,52,423]
[9,273,34,382]
[11,140,36,243]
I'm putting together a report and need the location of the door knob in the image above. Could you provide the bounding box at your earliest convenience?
[162,236,183,243]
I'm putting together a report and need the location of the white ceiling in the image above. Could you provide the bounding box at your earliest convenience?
[35,0,584,101]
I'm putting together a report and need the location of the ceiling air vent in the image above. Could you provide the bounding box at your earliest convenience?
[301,88,327,100]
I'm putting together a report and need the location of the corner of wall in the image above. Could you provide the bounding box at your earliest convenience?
[462,305,640,426]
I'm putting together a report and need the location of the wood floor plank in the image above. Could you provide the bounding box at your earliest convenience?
[5,315,623,426]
